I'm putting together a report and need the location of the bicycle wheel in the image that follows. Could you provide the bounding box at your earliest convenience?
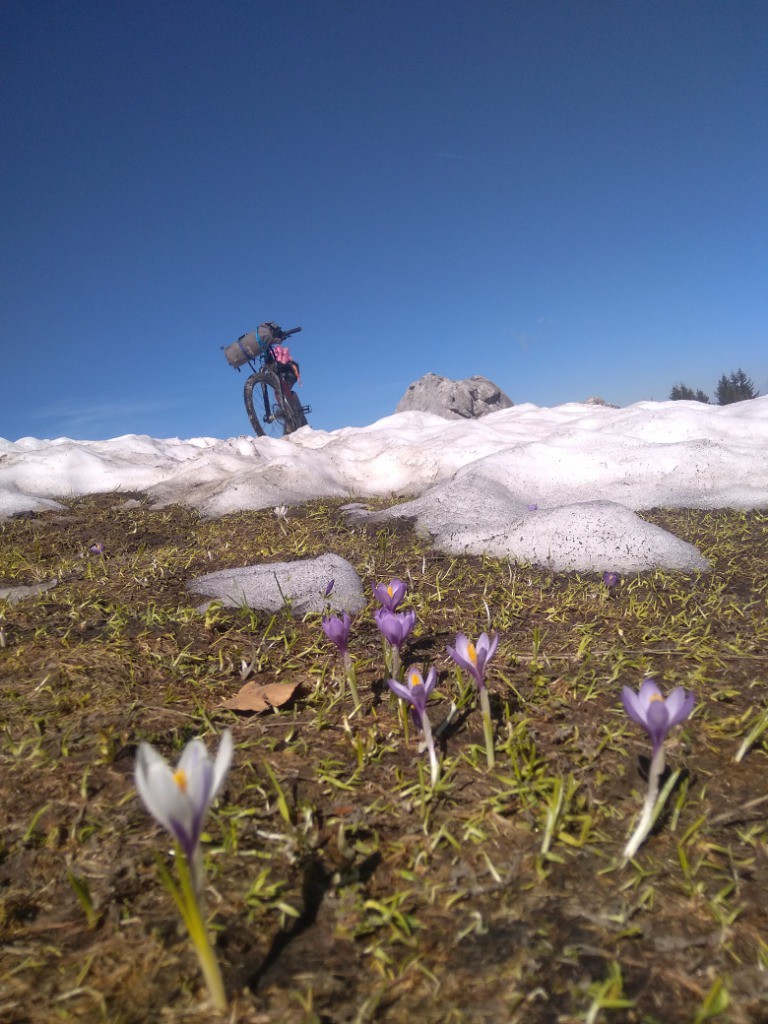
[286,389,308,431]
[244,371,301,438]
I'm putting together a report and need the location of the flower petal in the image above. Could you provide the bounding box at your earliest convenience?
[210,729,233,801]
[637,678,662,710]
[135,742,195,845]
[646,699,671,752]
[482,632,500,661]
[664,687,696,729]
[447,633,481,677]
[621,685,647,727]
[446,641,474,677]
[422,666,438,697]
[387,578,407,607]
[387,678,413,704]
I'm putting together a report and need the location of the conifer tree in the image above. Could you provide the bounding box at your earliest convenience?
[715,369,759,405]
[669,383,709,403]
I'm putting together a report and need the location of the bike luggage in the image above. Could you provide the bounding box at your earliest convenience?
[222,323,284,368]
[223,332,261,368]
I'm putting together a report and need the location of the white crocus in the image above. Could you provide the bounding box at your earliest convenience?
[136,730,233,862]
[134,729,233,1012]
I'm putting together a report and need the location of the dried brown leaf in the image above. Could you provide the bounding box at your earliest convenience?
[218,680,300,713]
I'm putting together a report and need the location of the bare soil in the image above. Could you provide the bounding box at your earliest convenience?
[1,496,767,1024]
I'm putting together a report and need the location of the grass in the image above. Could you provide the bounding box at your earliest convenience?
[0,494,767,1023]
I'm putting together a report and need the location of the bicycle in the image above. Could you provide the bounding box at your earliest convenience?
[223,325,311,438]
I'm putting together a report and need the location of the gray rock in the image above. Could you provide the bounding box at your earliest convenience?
[187,553,365,615]
[0,578,58,604]
[396,373,513,419]
[583,396,619,408]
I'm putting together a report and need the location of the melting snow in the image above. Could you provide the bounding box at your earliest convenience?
[2,398,766,572]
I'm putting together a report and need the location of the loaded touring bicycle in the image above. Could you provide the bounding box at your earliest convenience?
[223,323,310,437]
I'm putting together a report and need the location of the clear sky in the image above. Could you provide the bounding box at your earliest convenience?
[2,0,766,441]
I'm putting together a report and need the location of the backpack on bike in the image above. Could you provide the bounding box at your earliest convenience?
[222,322,285,368]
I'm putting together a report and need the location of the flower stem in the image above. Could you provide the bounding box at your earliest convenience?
[479,688,495,768]
[391,645,401,682]
[399,699,410,741]
[421,712,440,787]
[175,847,228,1012]
[624,745,665,860]
[344,652,360,711]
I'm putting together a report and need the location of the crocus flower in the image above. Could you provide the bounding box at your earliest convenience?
[603,571,621,590]
[621,678,696,860]
[322,611,351,655]
[376,607,416,682]
[375,607,416,649]
[135,730,233,862]
[89,542,105,555]
[321,611,359,708]
[373,578,407,611]
[446,632,498,692]
[135,730,233,1012]
[324,579,335,597]
[621,679,695,755]
[447,631,499,767]
[388,665,438,728]
[388,666,440,785]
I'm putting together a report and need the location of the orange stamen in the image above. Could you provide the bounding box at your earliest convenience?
[467,642,477,665]
[173,768,188,792]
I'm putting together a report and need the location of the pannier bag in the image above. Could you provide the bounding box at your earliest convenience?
[222,322,284,368]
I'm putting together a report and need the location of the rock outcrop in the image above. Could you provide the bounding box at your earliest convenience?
[396,373,513,420]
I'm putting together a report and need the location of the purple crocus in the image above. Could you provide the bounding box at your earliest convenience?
[621,678,696,859]
[322,612,359,707]
[89,542,105,555]
[375,607,416,650]
[622,678,695,754]
[447,631,499,767]
[322,611,351,655]
[372,578,407,612]
[446,632,499,692]
[388,666,440,785]
[388,665,438,729]
[324,579,335,597]
[603,571,621,590]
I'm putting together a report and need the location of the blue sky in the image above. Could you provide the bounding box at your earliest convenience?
[2,0,766,440]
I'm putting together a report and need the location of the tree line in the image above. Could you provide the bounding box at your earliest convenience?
[669,368,760,405]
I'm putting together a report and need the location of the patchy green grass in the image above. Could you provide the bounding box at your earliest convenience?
[0,494,767,1023]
